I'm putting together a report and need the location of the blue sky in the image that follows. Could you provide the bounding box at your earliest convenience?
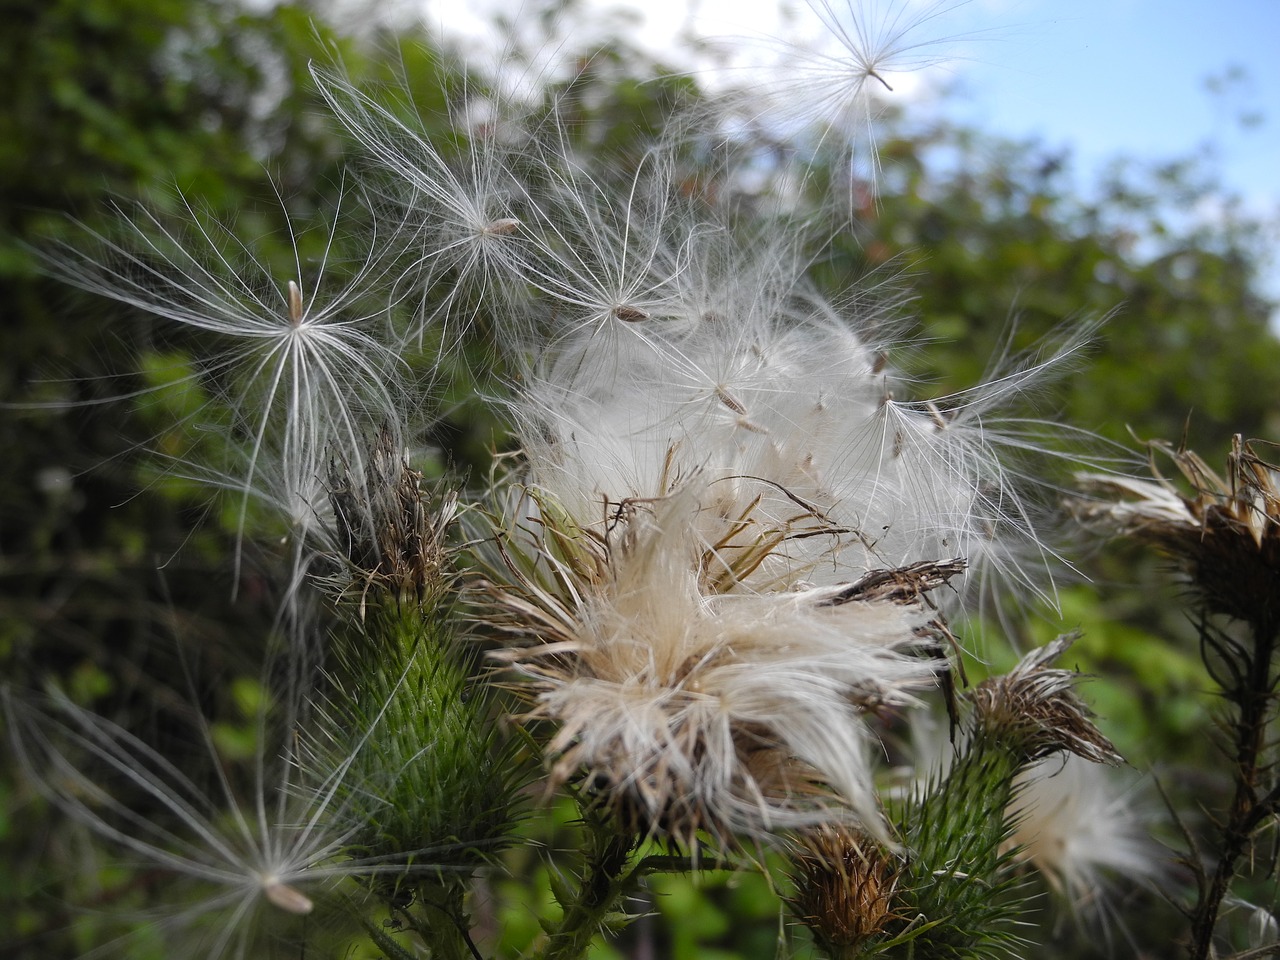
[434,0,1280,295]
[944,0,1280,215]
[442,0,1279,204]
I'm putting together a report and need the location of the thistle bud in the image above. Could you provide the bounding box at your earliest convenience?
[791,826,897,953]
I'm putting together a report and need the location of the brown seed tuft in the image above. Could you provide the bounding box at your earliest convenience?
[263,879,314,915]
[970,635,1121,766]
[1075,436,1280,630]
[612,304,649,323]
[286,279,304,326]
[481,217,520,236]
[792,826,898,949]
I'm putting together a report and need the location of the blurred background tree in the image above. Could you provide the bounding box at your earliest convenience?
[2,1,1277,957]
[1,1,393,952]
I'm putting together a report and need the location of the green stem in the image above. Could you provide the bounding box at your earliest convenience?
[414,876,483,960]
[361,916,422,960]
[540,822,637,960]
[1189,618,1279,960]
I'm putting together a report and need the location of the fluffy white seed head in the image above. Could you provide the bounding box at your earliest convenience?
[4,687,344,957]
[311,65,537,345]
[487,485,946,844]
[712,0,981,198]
[40,192,414,602]
[1008,755,1165,920]
[511,257,1055,605]
[511,140,696,353]
[3,661,461,959]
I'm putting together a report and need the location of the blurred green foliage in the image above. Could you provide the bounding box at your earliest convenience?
[803,119,1280,455]
[2,1,1277,957]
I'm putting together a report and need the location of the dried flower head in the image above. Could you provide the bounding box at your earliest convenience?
[482,485,957,845]
[325,423,457,605]
[970,635,1122,766]
[1076,435,1280,630]
[791,825,899,950]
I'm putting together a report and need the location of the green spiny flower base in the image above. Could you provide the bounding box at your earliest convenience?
[317,595,526,955]
[881,736,1028,958]
[800,637,1121,959]
[333,600,519,867]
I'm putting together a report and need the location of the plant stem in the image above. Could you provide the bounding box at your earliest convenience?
[414,876,484,960]
[1189,615,1279,959]
[541,823,637,960]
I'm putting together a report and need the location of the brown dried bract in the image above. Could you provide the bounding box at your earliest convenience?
[792,825,899,950]
[1075,436,1280,629]
[820,559,967,607]
[970,634,1121,766]
[327,424,456,605]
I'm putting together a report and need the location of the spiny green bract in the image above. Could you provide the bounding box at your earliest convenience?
[317,597,525,876]
[881,735,1031,958]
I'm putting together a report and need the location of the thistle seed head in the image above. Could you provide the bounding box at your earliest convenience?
[482,485,949,846]
[1076,435,1280,630]
[969,635,1121,766]
[326,423,456,605]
